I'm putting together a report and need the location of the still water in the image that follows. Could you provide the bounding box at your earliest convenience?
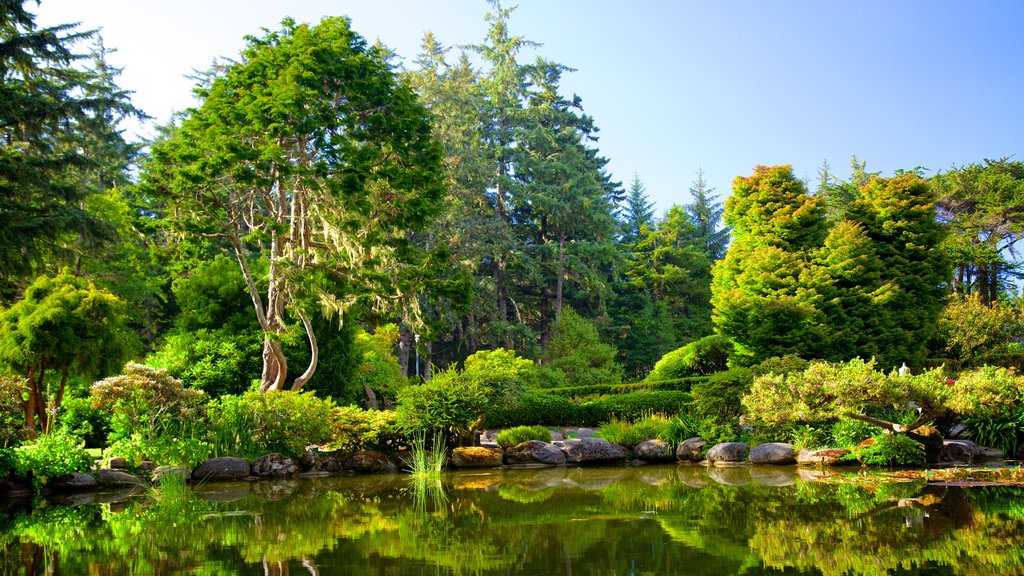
[1,464,1023,575]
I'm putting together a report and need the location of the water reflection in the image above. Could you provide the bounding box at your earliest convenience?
[0,465,1022,575]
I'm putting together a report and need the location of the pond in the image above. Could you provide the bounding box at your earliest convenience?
[1,464,1023,575]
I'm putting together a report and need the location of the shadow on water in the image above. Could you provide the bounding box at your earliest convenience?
[1,464,1023,575]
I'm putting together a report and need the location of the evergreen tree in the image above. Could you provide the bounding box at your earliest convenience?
[620,174,655,244]
[543,307,623,386]
[685,169,730,261]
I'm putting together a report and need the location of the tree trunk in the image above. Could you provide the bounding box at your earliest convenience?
[397,324,413,377]
[290,310,318,391]
[556,235,566,318]
[423,342,433,381]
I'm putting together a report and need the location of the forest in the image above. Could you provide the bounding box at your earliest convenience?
[2,0,1024,478]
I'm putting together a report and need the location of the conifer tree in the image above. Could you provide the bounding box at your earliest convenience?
[620,174,655,244]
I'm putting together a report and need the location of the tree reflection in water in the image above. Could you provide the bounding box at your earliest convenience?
[0,465,1022,575]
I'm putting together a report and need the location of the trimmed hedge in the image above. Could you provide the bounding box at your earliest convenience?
[541,377,707,399]
[486,390,694,428]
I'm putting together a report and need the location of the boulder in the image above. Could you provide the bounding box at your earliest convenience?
[975,445,1006,461]
[505,441,566,466]
[707,466,751,486]
[451,447,503,468]
[343,451,397,473]
[46,473,98,491]
[575,428,595,439]
[633,439,674,462]
[907,425,944,464]
[941,440,977,464]
[300,449,323,472]
[676,437,706,461]
[749,443,796,465]
[193,457,252,482]
[108,457,128,469]
[796,449,855,466]
[97,468,145,486]
[561,438,629,464]
[138,461,157,475]
[151,466,190,484]
[705,442,750,464]
[250,453,300,477]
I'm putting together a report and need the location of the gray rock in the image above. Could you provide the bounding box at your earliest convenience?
[151,466,190,484]
[193,457,252,481]
[97,468,145,486]
[705,442,750,464]
[707,466,751,486]
[46,473,98,491]
[941,439,977,464]
[946,423,969,438]
[251,453,300,477]
[451,447,503,468]
[676,437,706,461]
[634,439,674,462]
[138,461,157,474]
[575,428,595,439]
[300,449,323,472]
[796,448,855,466]
[505,441,566,466]
[549,431,565,442]
[749,442,796,465]
[749,466,797,487]
[975,445,1006,461]
[108,457,128,469]
[343,451,397,473]
[561,438,629,464]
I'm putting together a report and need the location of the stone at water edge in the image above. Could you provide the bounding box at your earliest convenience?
[152,465,191,484]
[250,453,300,477]
[749,442,796,465]
[676,437,706,462]
[940,440,977,464]
[108,457,128,469]
[45,473,98,491]
[451,446,503,468]
[796,449,855,466]
[505,441,566,466]
[97,468,146,486]
[343,451,397,473]
[193,457,251,481]
[634,439,674,462]
[561,438,629,464]
[705,442,750,464]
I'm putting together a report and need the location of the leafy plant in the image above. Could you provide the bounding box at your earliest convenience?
[208,390,336,458]
[846,433,926,467]
[496,425,552,448]
[105,434,211,469]
[0,376,26,448]
[647,335,734,381]
[789,424,829,450]
[598,414,670,447]
[91,363,207,444]
[963,411,1023,456]
[830,418,876,449]
[329,406,402,455]
[396,368,489,443]
[543,307,624,387]
[659,413,702,446]
[15,429,94,488]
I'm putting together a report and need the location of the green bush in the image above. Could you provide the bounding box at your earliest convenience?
[589,391,693,423]
[598,414,670,447]
[0,376,26,448]
[396,368,489,442]
[15,429,93,487]
[846,433,926,467]
[351,328,406,407]
[486,391,585,428]
[57,395,111,449]
[691,367,753,421]
[543,377,706,399]
[543,307,624,386]
[831,418,876,449]
[963,411,1023,456]
[789,423,830,450]
[659,413,701,447]
[497,425,552,448]
[209,390,336,458]
[462,348,536,408]
[91,363,207,444]
[647,335,734,381]
[751,354,809,377]
[105,434,211,469]
[329,406,402,454]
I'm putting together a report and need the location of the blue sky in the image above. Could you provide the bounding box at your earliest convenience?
[34,0,1024,215]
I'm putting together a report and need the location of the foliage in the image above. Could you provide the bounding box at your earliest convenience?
[496,425,552,448]
[543,308,623,387]
[647,335,734,381]
[788,424,830,450]
[105,434,211,469]
[350,328,406,407]
[14,428,93,487]
[940,293,1024,365]
[598,414,670,447]
[0,376,26,447]
[91,363,206,444]
[846,433,926,467]
[658,413,702,447]
[830,418,877,449]
[208,390,336,458]
[461,348,536,408]
[147,329,262,397]
[485,391,584,428]
[963,410,1024,456]
[0,270,139,434]
[590,391,693,424]
[408,431,447,481]
[750,354,810,377]
[743,358,1024,436]
[691,368,753,422]
[396,368,489,442]
[56,395,110,448]
[542,377,706,398]
[145,16,445,392]
[329,406,401,455]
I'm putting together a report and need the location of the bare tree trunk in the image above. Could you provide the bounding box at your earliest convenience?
[423,342,433,381]
[397,324,413,377]
[555,235,566,318]
[290,310,318,391]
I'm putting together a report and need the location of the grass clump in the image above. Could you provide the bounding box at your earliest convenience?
[496,425,552,448]
[598,413,670,447]
[409,431,447,482]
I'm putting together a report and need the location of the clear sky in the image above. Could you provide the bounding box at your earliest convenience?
[33,0,1024,214]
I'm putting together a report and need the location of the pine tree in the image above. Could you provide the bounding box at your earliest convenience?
[620,174,655,244]
[685,169,730,261]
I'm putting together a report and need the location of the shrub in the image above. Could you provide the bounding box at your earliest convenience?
[543,307,623,386]
[963,411,1023,456]
[751,354,809,377]
[590,391,693,423]
[147,329,262,397]
[691,367,753,421]
[105,434,211,469]
[831,418,877,449]
[57,395,110,449]
[15,429,93,487]
[543,377,706,399]
[659,413,702,447]
[486,391,585,428]
[846,433,926,467]
[646,335,734,381]
[0,447,16,478]
[209,390,336,458]
[598,414,670,447]
[330,406,402,454]
[496,425,552,448]
[789,424,830,450]
[396,368,489,442]
[91,363,207,444]
[462,348,537,407]
[0,376,26,448]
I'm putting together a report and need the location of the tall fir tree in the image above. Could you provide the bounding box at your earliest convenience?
[620,174,655,244]
[685,169,730,261]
